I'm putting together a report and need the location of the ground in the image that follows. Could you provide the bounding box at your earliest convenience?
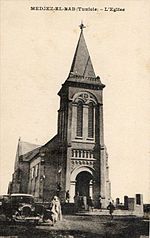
[0,215,149,238]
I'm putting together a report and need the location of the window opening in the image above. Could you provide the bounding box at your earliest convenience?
[88,102,94,138]
[76,101,83,137]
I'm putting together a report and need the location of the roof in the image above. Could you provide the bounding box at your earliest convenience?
[21,146,41,162]
[70,29,96,78]
[18,140,41,156]
[15,136,60,163]
[22,135,59,162]
[67,28,103,86]
[14,139,41,164]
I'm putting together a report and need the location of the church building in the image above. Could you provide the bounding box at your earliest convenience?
[9,24,111,208]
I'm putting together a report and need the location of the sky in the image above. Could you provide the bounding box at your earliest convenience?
[0,0,150,203]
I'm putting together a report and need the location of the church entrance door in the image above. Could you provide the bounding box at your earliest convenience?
[75,171,93,210]
[75,171,92,197]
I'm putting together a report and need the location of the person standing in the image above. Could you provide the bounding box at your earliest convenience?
[107,202,115,220]
[56,183,61,198]
[74,192,80,212]
[66,190,70,203]
[87,196,94,211]
[99,195,102,210]
[51,196,62,225]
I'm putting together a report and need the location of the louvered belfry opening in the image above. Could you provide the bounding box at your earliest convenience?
[76,101,83,137]
[88,102,94,138]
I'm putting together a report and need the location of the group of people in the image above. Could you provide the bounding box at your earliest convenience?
[44,191,115,226]
[74,192,94,212]
[74,193,115,219]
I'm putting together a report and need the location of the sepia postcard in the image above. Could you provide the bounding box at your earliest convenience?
[0,0,149,237]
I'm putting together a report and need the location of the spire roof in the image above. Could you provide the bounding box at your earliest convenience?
[67,24,103,86]
[17,139,41,156]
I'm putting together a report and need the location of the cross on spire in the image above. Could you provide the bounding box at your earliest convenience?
[79,22,86,31]
[69,22,96,80]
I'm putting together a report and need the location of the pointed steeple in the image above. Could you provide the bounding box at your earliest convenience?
[67,23,103,86]
[70,23,96,78]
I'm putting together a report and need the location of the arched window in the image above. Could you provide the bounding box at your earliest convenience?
[76,101,83,137]
[88,102,94,138]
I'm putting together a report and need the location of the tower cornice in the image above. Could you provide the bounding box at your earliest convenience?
[58,80,105,96]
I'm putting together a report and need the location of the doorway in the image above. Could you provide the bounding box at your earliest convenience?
[75,171,93,197]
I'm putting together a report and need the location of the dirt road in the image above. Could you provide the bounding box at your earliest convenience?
[0,215,149,238]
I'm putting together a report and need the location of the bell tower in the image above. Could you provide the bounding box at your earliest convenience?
[57,24,111,208]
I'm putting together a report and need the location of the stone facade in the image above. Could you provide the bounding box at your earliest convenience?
[9,25,111,208]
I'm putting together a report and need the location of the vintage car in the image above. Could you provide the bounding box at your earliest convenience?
[0,194,40,224]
